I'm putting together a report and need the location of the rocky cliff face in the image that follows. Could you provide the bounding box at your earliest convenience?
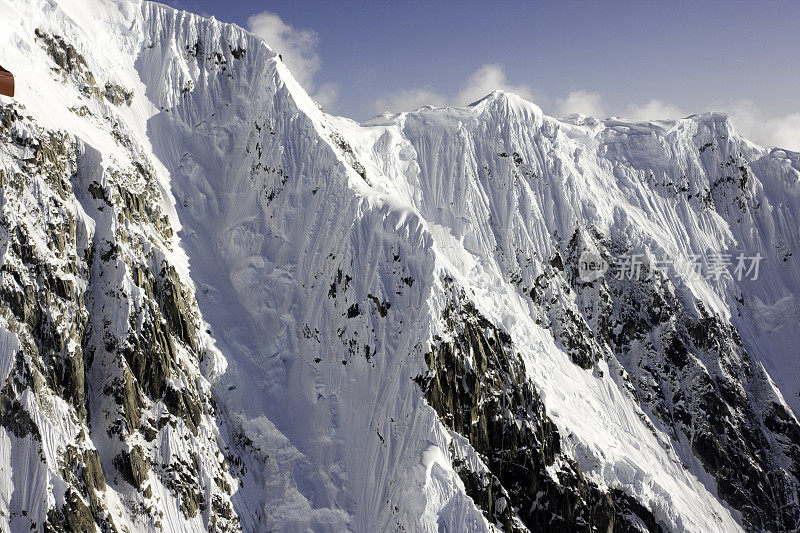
[0,1,798,532]
[0,47,238,533]
[416,279,662,532]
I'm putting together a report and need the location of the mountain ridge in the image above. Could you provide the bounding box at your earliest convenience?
[0,1,798,531]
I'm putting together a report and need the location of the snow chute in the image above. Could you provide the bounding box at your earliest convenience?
[0,65,14,97]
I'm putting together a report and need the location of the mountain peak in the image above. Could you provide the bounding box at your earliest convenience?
[1,1,799,532]
[467,89,543,119]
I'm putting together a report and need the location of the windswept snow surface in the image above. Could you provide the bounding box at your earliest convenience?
[0,1,799,531]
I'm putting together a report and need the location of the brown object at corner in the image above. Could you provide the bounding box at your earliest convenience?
[0,65,15,97]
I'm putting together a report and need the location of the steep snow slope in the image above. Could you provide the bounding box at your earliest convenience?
[0,0,246,531]
[137,6,486,530]
[354,97,800,531]
[0,1,798,532]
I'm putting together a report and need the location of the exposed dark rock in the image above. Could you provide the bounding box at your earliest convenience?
[35,29,92,78]
[103,82,133,106]
[229,46,246,60]
[330,131,368,182]
[157,263,198,350]
[450,449,526,532]
[0,385,38,438]
[159,453,205,519]
[558,231,800,532]
[83,448,107,493]
[62,490,95,533]
[416,285,662,532]
[121,313,175,400]
[114,445,150,490]
[367,294,390,317]
[0,72,237,533]
[107,367,143,434]
[164,384,203,434]
[35,29,132,108]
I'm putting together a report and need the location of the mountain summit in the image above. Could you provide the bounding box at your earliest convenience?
[0,1,798,531]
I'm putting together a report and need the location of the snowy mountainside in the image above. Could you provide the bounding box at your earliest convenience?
[0,0,799,532]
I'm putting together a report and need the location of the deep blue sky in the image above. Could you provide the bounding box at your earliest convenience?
[160,0,799,142]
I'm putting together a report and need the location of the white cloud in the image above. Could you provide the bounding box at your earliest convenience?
[454,64,534,105]
[369,73,800,151]
[313,82,340,110]
[247,10,336,109]
[555,93,689,121]
[370,88,448,115]
[248,11,318,88]
[716,99,800,151]
[623,99,687,121]
[370,63,534,115]
[556,90,607,118]
[555,92,800,150]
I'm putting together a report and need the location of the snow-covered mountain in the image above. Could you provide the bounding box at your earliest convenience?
[0,1,798,531]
